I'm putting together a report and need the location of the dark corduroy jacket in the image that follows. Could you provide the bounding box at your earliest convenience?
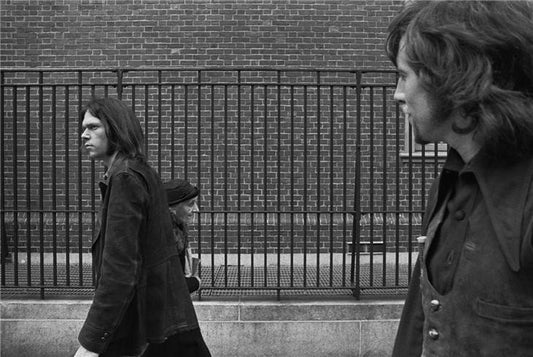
[78,157,199,355]
[393,149,533,357]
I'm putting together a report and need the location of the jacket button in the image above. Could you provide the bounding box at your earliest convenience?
[428,328,439,340]
[430,299,441,311]
[454,210,465,221]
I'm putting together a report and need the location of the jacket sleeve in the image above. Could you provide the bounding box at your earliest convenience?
[186,277,200,293]
[78,172,147,353]
[391,257,424,357]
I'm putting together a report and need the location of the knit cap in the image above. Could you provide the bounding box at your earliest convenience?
[164,179,200,206]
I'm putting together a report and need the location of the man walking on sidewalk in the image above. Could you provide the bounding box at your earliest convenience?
[75,97,209,357]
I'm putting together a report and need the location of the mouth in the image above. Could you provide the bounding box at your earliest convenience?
[401,107,411,121]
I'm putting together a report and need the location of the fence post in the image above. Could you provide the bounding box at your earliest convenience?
[351,70,362,300]
[115,68,124,100]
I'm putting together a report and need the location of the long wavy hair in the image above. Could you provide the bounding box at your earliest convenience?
[82,97,145,161]
[386,1,533,162]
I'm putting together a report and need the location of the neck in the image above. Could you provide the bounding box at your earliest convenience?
[103,152,119,174]
[447,136,480,164]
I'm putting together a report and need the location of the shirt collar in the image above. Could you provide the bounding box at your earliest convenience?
[98,156,126,198]
[440,148,533,271]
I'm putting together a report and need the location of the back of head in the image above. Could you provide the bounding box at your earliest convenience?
[82,97,145,161]
[387,0,533,161]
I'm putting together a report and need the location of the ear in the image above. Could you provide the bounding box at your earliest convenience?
[451,115,478,135]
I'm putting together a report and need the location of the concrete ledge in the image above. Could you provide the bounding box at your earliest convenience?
[1,299,403,357]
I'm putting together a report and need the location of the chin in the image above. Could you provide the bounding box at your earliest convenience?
[413,135,430,146]
[415,139,431,146]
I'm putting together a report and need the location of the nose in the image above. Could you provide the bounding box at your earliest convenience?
[81,128,90,140]
[192,202,199,213]
[393,80,405,103]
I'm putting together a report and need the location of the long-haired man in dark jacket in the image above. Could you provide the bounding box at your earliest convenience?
[386,1,533,356]
[74,97,209,357]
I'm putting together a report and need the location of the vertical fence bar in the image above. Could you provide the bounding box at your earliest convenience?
[144,85,149,157]
[392,85,401,285]
[263,83,268,287]
[51,86,57,286]
[289,84,295,288]
[131,83,136,121]
[405,97,414,278]
[369,86,375,286]
[1,71,5,283]
[25,86,32,286]
[303,84,308,287]
[197,70,203,299]
[170,84,176,179]
[65,85,71,286]
[381,85,388,286]
[342,85,348,286]
[223,83,228,286]
[157,70,162,174]
[12,85,19,285]
[116,68,123,100]
[237,71,242,288]
[209,83,216,288]
[316,71,321,286]
[276,71,281,300]
[329,84,334,287]
[184,78,189,179]
[250,84,255,287]
[352,70,362,299]
[77,71,84,286]
[39,72,45,299]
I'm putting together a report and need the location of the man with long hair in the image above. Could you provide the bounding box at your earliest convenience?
[386,1,533,356]
[75,97,208,356]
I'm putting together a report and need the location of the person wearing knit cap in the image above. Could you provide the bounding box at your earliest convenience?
[142,180,211,357]
[164,179,201,293]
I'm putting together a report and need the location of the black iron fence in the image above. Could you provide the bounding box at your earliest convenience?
[0,67,444,299]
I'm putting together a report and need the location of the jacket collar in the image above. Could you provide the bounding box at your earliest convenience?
[428,149,533,271]
[98,156,128,198]
[470,151,533,271]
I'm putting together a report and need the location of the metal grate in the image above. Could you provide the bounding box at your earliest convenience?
[1,261,410,299]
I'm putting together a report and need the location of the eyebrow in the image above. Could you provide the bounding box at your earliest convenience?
[82,120,101,128]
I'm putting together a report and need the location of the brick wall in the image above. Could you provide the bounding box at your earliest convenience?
[1,0,402,69]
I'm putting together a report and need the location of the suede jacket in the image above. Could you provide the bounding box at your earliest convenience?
[392,149,533,357]
[78,157,199,355]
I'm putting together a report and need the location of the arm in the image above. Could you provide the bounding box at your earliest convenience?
[184,249,201,293]
[78,172,147,354]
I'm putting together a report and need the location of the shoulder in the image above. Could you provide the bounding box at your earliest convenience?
[111,158,158,186]
[107,159,154,194]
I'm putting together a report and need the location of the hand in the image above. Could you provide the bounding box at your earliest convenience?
[74,345,99,357]
[191,257,200,278]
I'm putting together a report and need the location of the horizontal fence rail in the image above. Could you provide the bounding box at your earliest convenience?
[0,67,445,300]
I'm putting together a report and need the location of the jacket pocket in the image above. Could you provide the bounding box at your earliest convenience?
[475,298,533,324]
